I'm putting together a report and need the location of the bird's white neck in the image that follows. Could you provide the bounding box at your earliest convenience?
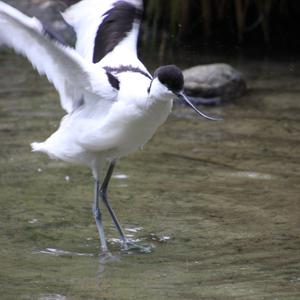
[148,77,176,103]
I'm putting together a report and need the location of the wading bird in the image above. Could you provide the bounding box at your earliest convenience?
[0,0,218,252]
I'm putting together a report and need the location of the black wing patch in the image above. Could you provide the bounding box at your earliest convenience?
[106,71,120,90]
[93,1,143,63]
[104,65,152,80]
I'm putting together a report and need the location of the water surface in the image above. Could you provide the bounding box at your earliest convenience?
[0,50,299,299]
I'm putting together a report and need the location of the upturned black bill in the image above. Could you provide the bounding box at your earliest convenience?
[176,92,222,121]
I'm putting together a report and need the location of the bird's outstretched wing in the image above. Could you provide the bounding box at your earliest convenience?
[63,0,145,69]
[0,1,118,113]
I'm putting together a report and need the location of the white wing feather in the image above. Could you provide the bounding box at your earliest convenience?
[0,1,117,113]
[62,0,114,62]
[62,0,145,69]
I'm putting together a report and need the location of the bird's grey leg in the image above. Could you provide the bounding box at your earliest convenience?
[93,179,108,252]
[100,160,128,250]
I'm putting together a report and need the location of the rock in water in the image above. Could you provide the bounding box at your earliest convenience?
[183,63,247,103]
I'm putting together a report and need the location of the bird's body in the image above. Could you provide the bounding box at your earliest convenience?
[32,71,172,172]
[0,0,217,252]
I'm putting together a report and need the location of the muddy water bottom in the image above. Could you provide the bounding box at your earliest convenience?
[0,51,300,299]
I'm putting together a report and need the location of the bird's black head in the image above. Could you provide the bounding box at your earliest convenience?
[151,64,221,121]
[154,65,184,94]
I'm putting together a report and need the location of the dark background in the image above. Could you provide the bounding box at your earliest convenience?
[62,0,300,56]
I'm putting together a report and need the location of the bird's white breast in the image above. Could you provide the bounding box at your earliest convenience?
[78,72,173,158]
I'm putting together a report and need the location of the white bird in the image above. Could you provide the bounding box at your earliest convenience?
[0,0,218,253]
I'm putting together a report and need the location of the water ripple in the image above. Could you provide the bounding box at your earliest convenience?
[34,248,95,257]
[39,294,66,300]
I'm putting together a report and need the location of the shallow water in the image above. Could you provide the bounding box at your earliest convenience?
[0,50,300,300]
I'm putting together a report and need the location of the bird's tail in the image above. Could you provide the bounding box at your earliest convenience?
[31,142,44,153]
